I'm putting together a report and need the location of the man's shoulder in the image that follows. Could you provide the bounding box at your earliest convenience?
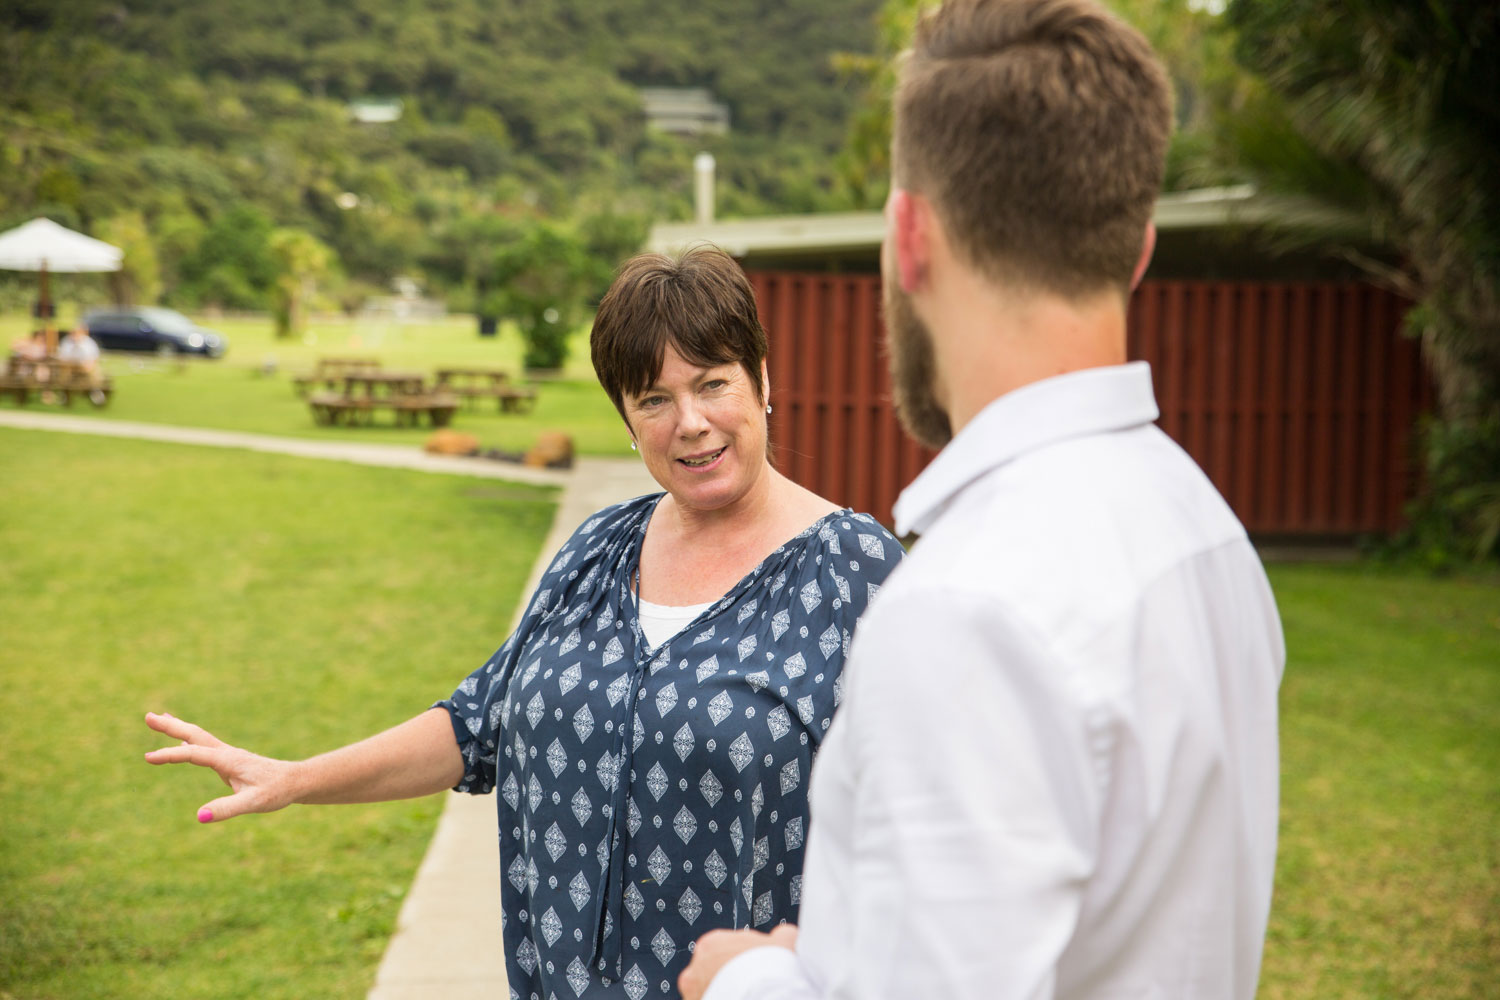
[895,425,1248,632]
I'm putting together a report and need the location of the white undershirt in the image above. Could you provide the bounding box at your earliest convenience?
[637,596,715,651]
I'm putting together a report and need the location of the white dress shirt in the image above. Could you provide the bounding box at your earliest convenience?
[706,362,1285,1000]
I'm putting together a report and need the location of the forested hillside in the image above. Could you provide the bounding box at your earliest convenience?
[0,0,879,316]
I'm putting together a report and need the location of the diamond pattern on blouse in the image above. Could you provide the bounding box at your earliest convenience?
[728,732,755,772]
[818,624,841,660]
[699,770,723,807]
[672,723,694,762]
[547,738,569,777]
[655,682,678,718]
[651,927,676,966]
[569,871,592,911]
[678,887,703,925]
[566,956,590,997]
[625,881,645,920]
[646,762,669,801]
[545,822,568,862]
[785,816,805,851]
[573,704,595,743]
[673,805,698,844]
[434,495,905,1000]
[623,964,648,1000]
[541,906,563,946]
[646,845,672,885]
[606,672,630,707]
[799,580,822,614]
[704,849,728,888]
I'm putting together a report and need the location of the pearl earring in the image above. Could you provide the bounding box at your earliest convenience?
[630,440,637,452]
[765,403,773,415]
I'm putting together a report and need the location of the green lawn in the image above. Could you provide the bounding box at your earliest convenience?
[0,311,634,457]
[1260,563,1499,999]
[0,427,1495,999]
[0,429,556,999]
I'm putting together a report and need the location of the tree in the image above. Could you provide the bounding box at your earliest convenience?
[268,227,335,339]
[176,205,277,309]
[834,0,1228,206]
[97,210,162,305]
[1220,0,1500,560]
[489,220,594,371]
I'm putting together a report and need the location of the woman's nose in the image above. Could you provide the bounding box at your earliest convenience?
[676,398,710,437]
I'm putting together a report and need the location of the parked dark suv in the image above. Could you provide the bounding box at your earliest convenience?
[84,307,227,358]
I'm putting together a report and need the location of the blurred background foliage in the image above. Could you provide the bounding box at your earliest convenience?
[1,0,1495,563]
[0,0,882,315]
[837,0,1500,566]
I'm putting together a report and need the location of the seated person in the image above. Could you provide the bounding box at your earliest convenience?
[11,329,48,362]
[56,324,101,373]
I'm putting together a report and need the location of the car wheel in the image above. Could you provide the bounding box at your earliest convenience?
[156,340,175,358]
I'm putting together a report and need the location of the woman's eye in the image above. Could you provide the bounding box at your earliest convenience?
[703,380,727,391]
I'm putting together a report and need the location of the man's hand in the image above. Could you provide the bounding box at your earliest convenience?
[679,924,798,1000]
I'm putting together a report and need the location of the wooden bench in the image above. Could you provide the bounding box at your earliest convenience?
[291,356,382,397]
[308,391,458,428]
[433,367,539,414]
[1,356,113,408]
[307,371,458,428]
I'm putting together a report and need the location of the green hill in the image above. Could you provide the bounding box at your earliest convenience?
[0,0,879,311]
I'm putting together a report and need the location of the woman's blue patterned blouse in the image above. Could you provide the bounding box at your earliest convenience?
[437,494,903,1000]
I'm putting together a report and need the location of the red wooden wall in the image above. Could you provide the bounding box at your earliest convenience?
[750,272,1433,536]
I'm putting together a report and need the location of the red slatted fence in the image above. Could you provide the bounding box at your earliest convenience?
[750,272,1432,536]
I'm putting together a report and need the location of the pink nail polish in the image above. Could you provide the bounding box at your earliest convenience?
[197,808,213,823]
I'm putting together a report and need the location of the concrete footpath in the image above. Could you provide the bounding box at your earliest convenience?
[367,457,660,1000]
[0,410,661,999]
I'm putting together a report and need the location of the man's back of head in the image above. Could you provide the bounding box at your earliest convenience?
[893,0,1172,301]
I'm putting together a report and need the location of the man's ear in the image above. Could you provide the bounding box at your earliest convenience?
[889,188,929,294]
[1130,221,1156,292]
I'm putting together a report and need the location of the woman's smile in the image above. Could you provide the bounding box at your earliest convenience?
[678,447,727,469]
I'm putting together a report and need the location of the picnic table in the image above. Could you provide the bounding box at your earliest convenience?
[0,354,112,407]
[307,370,458,428]
[433,367,538,414]
[291,356,382,397]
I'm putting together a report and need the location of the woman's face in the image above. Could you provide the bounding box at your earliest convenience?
[625,343,769,515]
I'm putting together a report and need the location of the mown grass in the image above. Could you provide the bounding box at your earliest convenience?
[1261,563,1499,999]
[1,421,1495,999]
[0,311,633,456]
[0,429,556,999]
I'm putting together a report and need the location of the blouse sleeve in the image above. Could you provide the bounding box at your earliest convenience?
[431,495,654,794]
[433,628,526,795]
[821,512,906,629]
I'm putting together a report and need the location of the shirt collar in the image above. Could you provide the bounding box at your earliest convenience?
[893,361,1160,537]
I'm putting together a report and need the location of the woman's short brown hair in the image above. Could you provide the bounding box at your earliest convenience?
[590,246,768,423]
[893,0,1172,297]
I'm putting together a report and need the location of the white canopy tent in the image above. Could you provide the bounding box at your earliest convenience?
[0,217,122,349]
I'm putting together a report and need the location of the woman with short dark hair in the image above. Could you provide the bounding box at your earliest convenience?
[146,245,904,999]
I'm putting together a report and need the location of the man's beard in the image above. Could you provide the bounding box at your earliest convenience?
[882,278,953,450]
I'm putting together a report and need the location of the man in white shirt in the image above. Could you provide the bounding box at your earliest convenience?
[679,1,1285,998]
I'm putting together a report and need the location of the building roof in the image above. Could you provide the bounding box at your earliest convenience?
[646,185,1359,265]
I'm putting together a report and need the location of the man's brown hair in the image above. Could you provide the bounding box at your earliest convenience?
[590,246,767,424]
[893,0,1172,297]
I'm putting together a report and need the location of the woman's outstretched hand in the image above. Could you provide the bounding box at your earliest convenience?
[144,712,299,824]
